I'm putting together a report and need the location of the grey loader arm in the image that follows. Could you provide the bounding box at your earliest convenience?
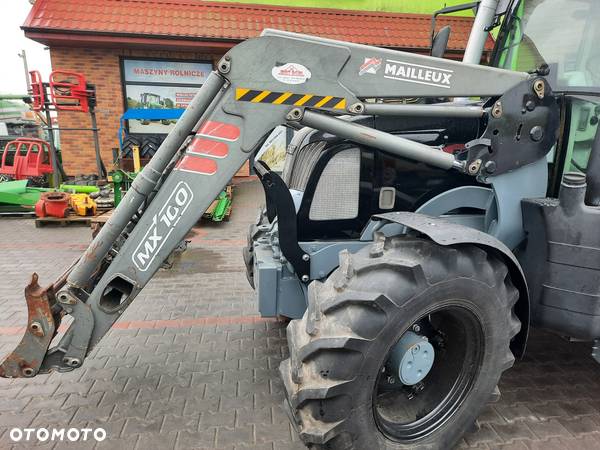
[0,29,536,378]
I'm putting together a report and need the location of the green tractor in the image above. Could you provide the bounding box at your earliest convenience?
[139,92,174,125]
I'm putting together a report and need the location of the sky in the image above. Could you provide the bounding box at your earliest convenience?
[0,0,52,94]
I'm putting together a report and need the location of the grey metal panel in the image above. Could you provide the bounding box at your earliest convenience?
[254,242,307,318]
[488,157,548,250]
[260,29,528,98]
[416,186,495,217]
[300,241,371,280]
[254,245,279,317]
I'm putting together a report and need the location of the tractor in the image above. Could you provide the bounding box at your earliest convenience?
[139,92,174,125]
[2,0,600,448]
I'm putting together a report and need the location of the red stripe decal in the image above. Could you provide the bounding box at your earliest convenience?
[176,155,217,175]
[197,121,240,141]
[188,138,229,158]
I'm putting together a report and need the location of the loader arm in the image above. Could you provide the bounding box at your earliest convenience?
[0,29,558,378]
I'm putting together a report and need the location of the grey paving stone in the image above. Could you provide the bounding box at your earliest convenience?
[215,425,253,448]
[201,411,235,429]
[122,417,163,435]
[162,414,200,433]
[175,429,216,450]
[136,431,178,450]
[527,419,573,440]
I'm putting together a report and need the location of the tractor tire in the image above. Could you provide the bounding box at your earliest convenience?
[280,236,520,449]
[140,136,161,158]
[121,136,141,159]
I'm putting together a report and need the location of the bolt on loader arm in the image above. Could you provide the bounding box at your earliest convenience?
[1,29,553,378]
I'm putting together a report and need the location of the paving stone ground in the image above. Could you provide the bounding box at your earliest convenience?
[0,178,599,450]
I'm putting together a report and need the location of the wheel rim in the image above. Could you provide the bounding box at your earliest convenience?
[373,304,484,443]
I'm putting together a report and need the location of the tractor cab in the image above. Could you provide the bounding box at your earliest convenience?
[492,0,600,193]
[491,0,600,340]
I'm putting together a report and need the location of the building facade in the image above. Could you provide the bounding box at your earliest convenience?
[23,0,491,174]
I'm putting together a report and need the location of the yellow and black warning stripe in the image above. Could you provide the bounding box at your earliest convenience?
[235,88,346,110]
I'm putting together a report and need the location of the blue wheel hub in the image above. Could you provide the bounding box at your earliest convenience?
[389,331,435,385]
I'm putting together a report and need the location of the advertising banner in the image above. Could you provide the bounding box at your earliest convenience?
[122,59,212,133]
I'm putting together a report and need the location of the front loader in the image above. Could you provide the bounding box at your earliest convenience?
[3,0,600,448]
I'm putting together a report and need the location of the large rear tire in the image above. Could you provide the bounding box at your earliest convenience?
[280,236,520,449]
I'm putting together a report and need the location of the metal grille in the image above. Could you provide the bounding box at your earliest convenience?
[309,148,360,221]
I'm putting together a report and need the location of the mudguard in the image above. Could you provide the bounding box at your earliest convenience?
[374,211,530,357]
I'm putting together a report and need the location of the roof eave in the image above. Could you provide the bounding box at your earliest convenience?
[23,29,239,51]
[23,29,476,54]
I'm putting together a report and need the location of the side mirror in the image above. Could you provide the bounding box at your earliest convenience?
[431,26,451,58]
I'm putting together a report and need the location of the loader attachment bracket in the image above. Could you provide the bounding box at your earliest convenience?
[255,160,310,281]
[38,291,94,373]
[465,77,560,180]
[0,274,58,378]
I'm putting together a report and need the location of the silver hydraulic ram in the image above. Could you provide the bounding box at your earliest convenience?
[362,103,485,118]
[293,108,464,171]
